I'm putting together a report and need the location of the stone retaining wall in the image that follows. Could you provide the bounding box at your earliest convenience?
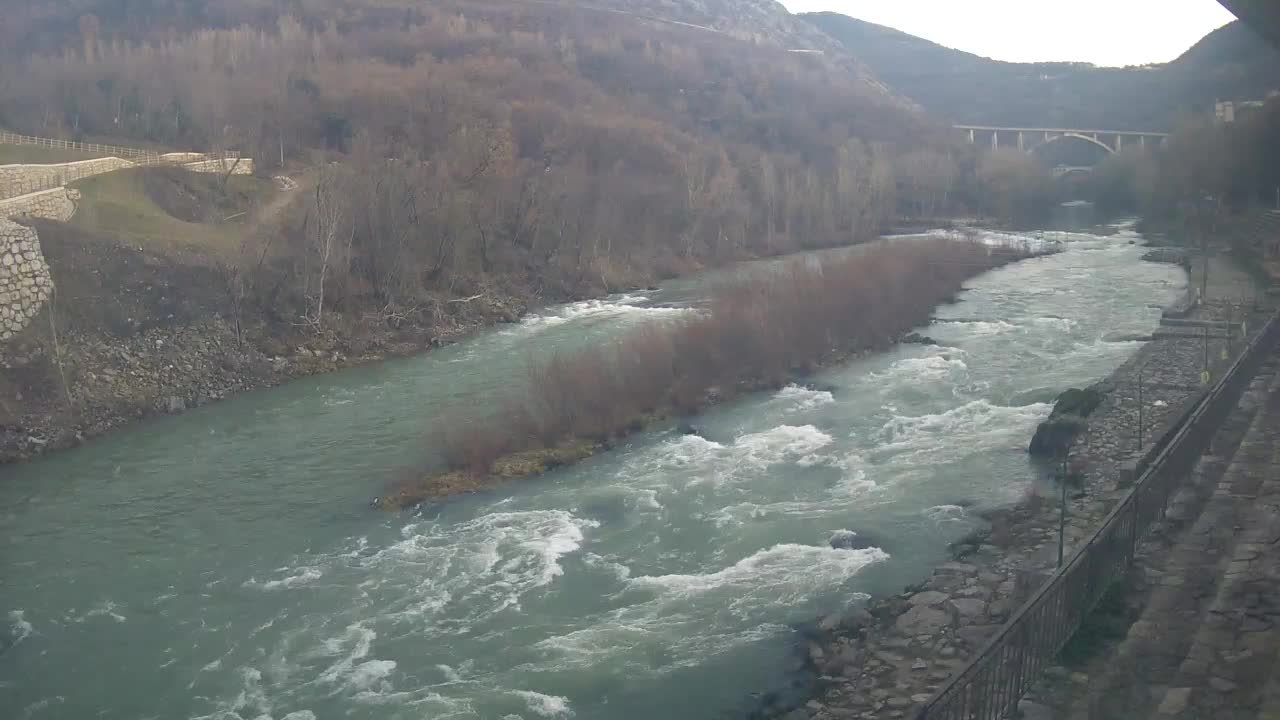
[182,157,256,175]
[0,218,53,340]
[0,154,255,201]
[0,157,137,199]
[0,187,79,222]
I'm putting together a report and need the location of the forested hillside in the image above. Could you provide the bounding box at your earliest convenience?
[0,1,948,314]
[805,13,1280,130]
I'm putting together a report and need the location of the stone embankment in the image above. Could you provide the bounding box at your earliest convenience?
[0,157,137,198]
[0,187,80,222]
[760,254,1269,720]
[0,219,53,340]
[0,270,531,462]
[0,155,256,205]
[1027,358,1280,720]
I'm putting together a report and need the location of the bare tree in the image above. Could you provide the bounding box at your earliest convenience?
[303,166,350,331]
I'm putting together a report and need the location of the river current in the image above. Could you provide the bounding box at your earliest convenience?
[0,227,1184,720]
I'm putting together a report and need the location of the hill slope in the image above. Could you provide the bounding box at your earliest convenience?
[804,13,1280,130]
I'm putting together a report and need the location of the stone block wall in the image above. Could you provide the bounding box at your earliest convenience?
[0,187,79,222]
[0,218,53,340]
[182,157,256,175]
[0,157,137,199]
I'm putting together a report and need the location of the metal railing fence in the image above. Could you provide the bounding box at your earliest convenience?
[915,309,1280,720]
[0,132,242,200]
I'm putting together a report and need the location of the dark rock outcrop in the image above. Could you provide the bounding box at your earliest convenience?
[902,332,939,346]
[1028,384,1108,457]
[676,422,705,437]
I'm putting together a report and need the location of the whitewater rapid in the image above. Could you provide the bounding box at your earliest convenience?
[0,228,1186,719]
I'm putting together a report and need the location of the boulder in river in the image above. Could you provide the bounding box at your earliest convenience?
[1028,385,1108,457]
[829,529,882,551]
[902,332,940,346]
[676,422,705,438]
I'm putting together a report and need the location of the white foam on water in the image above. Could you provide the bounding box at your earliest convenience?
[512,690,575,718]
[501,296,691,338]
[200,667,269,720]
[348,659,397,690]
[521,516,595,586]
[709,502,799,528]
[281,713,317,720]
[20,697,65,718]
[656,434,725,468]
[874,353,968,383]
[925,505,969,523]
[634,488,663,511]
[351,689,470,711]
[363,510,597,619]
[831,452,876,496]
[1033,316,1079,332]
[875,400,1052,464]
[773,384,835,412]
[935,319,1018,336]
[436,664,464,683]
[244,566,323,591]
[8,610,32,646]
[628,544,889,612]
[317,623,378,686]
[75,600,126,623]
[735,425,834,470]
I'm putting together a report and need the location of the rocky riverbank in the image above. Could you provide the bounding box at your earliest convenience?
[0,290,534,463]
[756,254,1270,720]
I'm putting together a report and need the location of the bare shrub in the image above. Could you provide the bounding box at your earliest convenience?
[429,238,1038,474]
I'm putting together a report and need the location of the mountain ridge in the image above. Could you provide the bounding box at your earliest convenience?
[803,12,1280,130]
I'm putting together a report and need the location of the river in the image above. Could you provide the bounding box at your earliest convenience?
[0,227,1184,720]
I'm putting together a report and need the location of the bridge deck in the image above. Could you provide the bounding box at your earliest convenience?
[955,125,1172,137]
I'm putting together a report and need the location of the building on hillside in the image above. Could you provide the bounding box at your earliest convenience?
[1216,91,1280,123]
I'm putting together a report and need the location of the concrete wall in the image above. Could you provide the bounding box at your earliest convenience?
[0,187,79,222]
[0,218,53,340]
[0,157,137,199]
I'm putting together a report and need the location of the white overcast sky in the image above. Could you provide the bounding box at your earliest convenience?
[779,0,1239,66]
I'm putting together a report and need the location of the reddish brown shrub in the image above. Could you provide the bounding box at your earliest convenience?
[430,238,1040,473]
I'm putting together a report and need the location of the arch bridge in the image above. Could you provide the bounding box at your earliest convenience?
[956,125,1172,154]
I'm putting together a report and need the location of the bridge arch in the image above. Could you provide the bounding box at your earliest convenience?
[1029,132,1115,156]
